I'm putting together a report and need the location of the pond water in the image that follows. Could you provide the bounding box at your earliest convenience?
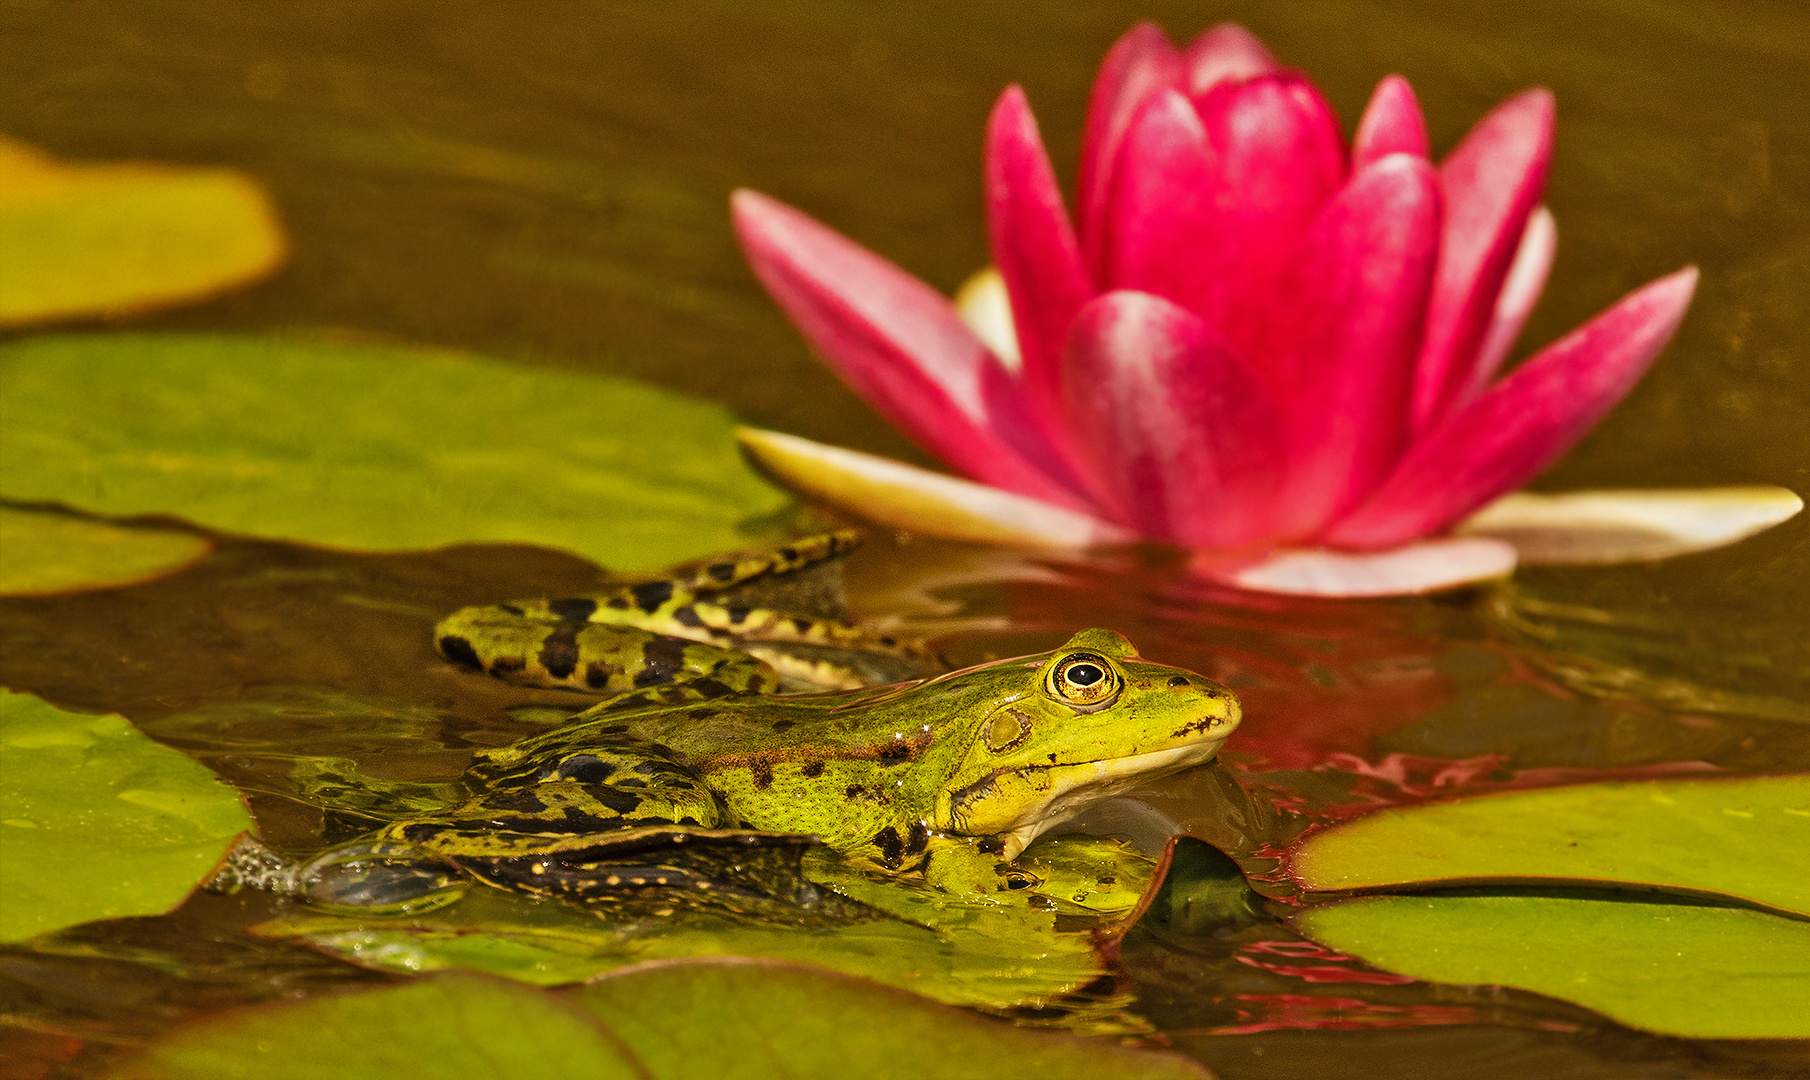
[2,2,1807,1077]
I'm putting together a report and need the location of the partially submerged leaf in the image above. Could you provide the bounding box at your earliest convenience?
[1457,486,1805,564]
[0,506,212,595]
[0,689,253,942]
[252,862,1109,1012]
[98,973,642,1080]
[0,334,793,571]
[1293,895,1810,1039]
[1287,774,1810,915]
[0,136,286,326]
[576,956,1213,1079]
[737,426,1131,549]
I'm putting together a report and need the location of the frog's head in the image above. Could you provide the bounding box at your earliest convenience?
[935,629,1239,859]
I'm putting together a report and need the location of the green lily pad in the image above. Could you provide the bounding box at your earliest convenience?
[0,689,253,942]
[0,506,212,595]
[100,964,1210,1079]
[0,333,793,571]
[0,136,286,326]
[98,974,641,1080]
[252,866,1110,1014]
[1293,895,1810,1040]
[1287,774,1810,914]
[573,957,1212,1079]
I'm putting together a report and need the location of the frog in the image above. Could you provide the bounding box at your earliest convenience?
[384,625,1240,904]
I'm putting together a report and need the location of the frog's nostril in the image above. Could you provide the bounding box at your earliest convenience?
[1168,676,1190,687]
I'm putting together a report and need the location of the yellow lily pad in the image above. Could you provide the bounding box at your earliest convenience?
[1294,895,1810,1040]
[0,506,211,595]
[1287,774,1810,915]
[0,136,286,326]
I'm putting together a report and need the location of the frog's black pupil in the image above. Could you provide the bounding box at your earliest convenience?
[1005,876,1031,889]
[1066,663,1104,687]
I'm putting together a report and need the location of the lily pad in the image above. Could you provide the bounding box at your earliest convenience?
[0,333,793,571]
[98,974,641,1080]
[0,506,212,595]
[1286,774,1810,915]
[0,136,286,326]
[0,689,253,942]
[100,963,1211,1079]
[574,956,1212,1079]
[1293,895,1810,1039]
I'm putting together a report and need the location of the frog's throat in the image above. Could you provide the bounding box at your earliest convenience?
[944,738,1230,861]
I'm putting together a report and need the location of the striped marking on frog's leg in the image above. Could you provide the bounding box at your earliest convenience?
[435,605,778,696]
[669,529,863,594]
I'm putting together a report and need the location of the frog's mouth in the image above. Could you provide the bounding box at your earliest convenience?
[943,736,1231,861]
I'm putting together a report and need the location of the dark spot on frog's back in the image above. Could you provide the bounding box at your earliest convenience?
[791,617,813,634]
[633,637,687,687]
[706,562,737,582]
[438,635,482,670]
[630,581,675,613]
[871,826,905,870]
[548,597,598,622]
[800,762,824,779]
[753,768,773,790]
[726,605,750,624]
[538,624,580,680]
[489,655,526,675]
[585,661,622,689]
[905,822,928,855]
[876,741,916,765]
[556,755,614,784]
[673,605,704,628]
[498,604,525,616]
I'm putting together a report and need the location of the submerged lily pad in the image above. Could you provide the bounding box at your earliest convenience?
[252,858,1112,1015]
[0,136,286,326]
[1294,895,1810,1039]
[100,964,1210,1079]
[0,506,212,595]
[0,334,793,571]
[1287,774,1810,914]
[0,690,253,942]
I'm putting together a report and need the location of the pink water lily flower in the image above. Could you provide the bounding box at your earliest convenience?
[733,22,1801,596]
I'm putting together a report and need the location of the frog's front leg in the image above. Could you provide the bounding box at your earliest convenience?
[435,605,779,698]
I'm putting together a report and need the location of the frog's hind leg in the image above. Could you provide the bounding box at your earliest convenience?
[435,605,779,697]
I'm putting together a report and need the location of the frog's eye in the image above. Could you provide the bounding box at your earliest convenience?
[1000,870,1042,891]
[1046,652,1121,709]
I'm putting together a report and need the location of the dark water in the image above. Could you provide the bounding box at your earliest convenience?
[3,2,1808,1077]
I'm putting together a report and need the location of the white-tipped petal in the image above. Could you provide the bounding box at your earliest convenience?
[1198,538,1517,597]
[737,427,1131,550]
[952,266,1022,372]
[1457,486,1804,564]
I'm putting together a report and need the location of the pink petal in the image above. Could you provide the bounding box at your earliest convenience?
[1078,21,1185,270]
[1096,89,1218,311]
[1410,88,1556,431]
[1100,76,1347,360]
[1184,73,1349,355]
[1194,537,1517,597]
[1351,75,1430,170]
[731,189,1088,509]
[985,85,1094,449]
[1061,290,1287,547]
[1324,266,1700,549]
[1182,22,1278,94]
[1464,204,1556,399]
[1262,153,1443,541]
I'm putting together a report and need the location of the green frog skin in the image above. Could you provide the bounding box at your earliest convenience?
[387,628,1240,897]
